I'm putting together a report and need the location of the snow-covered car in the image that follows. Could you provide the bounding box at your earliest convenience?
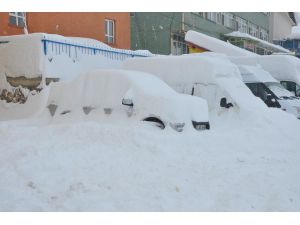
[239,65,300,119]
[46,69,210,131]
[122,54,267,115]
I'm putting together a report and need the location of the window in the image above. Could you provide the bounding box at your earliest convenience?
[171,33,188,55]
[9,12,26,27]
[222,13,235,29]
[105,19,115,44]
[236,16,248,33]
[259,28,269,41]
[206,12,217,23]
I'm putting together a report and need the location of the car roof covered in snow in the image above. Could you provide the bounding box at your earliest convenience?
[229,55,300,84]
[122,54,242,86]
[238,65,279,83]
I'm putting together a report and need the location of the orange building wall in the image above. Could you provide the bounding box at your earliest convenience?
[0,12,25,36]
[0,12,130,49]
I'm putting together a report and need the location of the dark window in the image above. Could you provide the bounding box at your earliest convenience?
[246,82,280,108]
[9,12,25,27]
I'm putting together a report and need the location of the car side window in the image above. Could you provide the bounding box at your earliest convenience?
[296,84,300,96]
[246,83,258,96]
[281,81,296,94]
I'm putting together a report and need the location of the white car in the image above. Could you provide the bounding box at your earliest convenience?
[46,69,210,131]
[239,65,300,119]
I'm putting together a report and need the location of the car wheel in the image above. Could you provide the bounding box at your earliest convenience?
[143,117,165,129]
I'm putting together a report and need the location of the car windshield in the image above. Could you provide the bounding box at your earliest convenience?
[265,82,294,99]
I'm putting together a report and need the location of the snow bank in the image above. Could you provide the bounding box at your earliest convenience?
[0,33,153,83]
[0,104,299,211]
[185,30,256,57]
[0,33,44,79]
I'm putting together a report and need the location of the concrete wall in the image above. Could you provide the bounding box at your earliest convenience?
[0,12,131,49]
[183,13,233,39]
[131,12,182,54]
[269,12,295,41]
[131,12,271,55]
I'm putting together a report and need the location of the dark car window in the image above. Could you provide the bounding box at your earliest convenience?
[280,81,296,94]
[245,82,280,108]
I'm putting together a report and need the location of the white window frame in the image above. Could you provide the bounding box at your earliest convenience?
[9,12,26,27]
[105,19,115,44]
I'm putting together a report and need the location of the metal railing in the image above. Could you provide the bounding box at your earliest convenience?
[41,38,150,61]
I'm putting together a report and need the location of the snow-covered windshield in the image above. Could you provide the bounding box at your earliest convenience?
[265,82,294,98]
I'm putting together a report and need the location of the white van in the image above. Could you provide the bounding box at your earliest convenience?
[230,55,300,97]
[122,54,267,114]
[238,65,300,119]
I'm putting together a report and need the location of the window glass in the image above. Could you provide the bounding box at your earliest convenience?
[9,12,25,27]
[105,19,115,44]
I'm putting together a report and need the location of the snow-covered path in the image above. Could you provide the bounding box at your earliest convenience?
[0,110,300,211]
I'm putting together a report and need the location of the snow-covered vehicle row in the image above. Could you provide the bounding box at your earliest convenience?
[122,54,267,116]
[45,69,210,131]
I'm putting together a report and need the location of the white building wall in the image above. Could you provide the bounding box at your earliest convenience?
[269,12,295,41]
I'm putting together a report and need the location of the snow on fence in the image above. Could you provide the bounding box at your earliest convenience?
[41,38,150,61]
[0,33,153,87]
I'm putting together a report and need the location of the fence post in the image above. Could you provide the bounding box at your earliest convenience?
[42,40,47,55]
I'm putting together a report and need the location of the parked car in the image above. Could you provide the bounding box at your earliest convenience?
[229,54,300,96]
[239,65,300,119]
[46,69,210,131]
[122,53,267,114]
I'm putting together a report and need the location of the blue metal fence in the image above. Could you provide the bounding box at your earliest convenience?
[41,38,150,61]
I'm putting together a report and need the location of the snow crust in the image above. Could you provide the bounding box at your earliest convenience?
[185,30,256,57]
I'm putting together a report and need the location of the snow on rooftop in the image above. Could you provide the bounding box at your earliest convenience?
[185,30,256,57]
[225,31,291,53]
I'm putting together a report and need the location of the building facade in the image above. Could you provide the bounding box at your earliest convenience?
[269,12,295,41]
[131,12,271,55]
[0,12,131,49]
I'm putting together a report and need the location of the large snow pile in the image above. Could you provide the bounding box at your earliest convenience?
[0,33,153,82]
[185,30,256,57]
[0,104,300,211]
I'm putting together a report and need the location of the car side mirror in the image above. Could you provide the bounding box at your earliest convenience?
[122,98,134,107]
[220,97,233,109]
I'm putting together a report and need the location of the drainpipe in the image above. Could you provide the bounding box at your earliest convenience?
[23,12,29,34]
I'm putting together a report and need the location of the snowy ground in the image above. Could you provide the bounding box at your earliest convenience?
[0,106,300,211]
